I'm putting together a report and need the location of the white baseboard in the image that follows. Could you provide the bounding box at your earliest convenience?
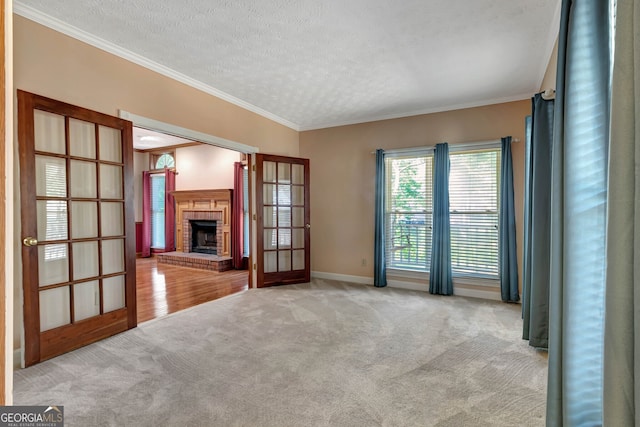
[311,271,373,285]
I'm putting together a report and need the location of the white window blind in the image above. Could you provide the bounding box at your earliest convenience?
[150,174,165,249]
[449,150,500,277]
[44,161,68,261]
[385,154,433,271]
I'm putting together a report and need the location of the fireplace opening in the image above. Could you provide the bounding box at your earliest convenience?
[190,220,217,254]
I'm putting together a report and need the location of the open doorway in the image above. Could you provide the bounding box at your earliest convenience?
[132,127,250,323]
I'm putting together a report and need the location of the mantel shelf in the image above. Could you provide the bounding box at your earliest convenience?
[171,189,232,203]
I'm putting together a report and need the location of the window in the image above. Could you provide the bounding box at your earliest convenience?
[449,150,500,277]
[149,150,175,171]
[385,154,432,271]
[150,174,165,248]
[384,148,500,278]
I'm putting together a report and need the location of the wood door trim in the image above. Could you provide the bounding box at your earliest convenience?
[17,91,39,367]
[123,120,136,329]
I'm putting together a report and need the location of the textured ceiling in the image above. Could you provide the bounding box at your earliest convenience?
[15,0,560,131]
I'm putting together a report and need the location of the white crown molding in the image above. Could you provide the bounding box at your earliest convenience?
[13,2,301,131]
[298,93,533,131]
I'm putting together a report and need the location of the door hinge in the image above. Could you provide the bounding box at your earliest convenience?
[252,214,256,220]
[253,263,257,270]
[252,165,256,171]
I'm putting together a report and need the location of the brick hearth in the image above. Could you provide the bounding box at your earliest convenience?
[157,252,232,272]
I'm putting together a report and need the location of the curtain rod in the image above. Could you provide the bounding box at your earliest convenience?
[372,137,519,155]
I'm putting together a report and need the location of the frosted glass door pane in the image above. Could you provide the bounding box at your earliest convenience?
[278,251,291,272]
[38,244,69,286]
[263,184,276,204]
[34,110,65,154]
[72,241,99,280]
[278,208,291,227]
[292,229,304,249]
[100,164,123,199]
[263,161,276,182]
[70,160,97,198]
[99,126,122,162]
[101,202,124,236]
[293,250,305,270]
[292,186,304,205]
[263,207,276,227]
[292,164,304,185]
[264,252,277,273]
[264,230,277,250]
[37,200,68,241]
[35,156,66,197]
[71,202,98,238]
[40,287,70,331]
[69,118,96,159]
[277,163,291,183]
[278,229,291,249]
[103,276,125,312]
[102,239,125,275]
[74,281,99,321]
[292,207,304,227]
[277,185,291,205]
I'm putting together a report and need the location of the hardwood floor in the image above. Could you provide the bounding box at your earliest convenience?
[136,257,249,323]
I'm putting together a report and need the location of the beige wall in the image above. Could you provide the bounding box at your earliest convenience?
[300,100,530,294]
[175,144,240,191]
[12,15,299,357]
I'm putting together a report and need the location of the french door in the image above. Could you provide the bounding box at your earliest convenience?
[255,154,310,287]
[18,91,136,366]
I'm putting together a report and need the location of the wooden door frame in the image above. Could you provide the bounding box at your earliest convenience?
[17,91,136,366]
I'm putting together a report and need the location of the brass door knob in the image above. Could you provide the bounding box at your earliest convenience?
[23,237,38,247]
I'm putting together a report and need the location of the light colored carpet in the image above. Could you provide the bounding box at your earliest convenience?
[14,279,548,426]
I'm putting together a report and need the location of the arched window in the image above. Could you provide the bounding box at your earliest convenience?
[155,153,175,169]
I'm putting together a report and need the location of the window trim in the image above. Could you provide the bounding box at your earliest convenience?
[148,148,176,173]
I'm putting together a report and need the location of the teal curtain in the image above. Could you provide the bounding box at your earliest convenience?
[522,94,555,349]
[374,149,387,287]
[499,136,519,302]
[546,0,611,424]
[603,0,639,423]
[429,143,452,295]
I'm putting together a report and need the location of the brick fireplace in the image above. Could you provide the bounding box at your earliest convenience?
[157,189,233,272]
[182,210,224,255]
